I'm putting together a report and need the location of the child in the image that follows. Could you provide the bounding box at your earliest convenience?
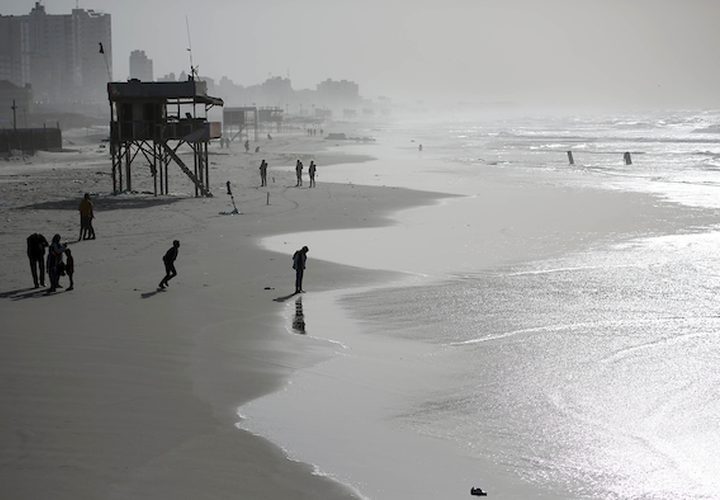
[65,248,74,291]
[158,240,180,289]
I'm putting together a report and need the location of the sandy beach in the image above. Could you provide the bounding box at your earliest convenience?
[0,128,445,499]
[2,118,719,499]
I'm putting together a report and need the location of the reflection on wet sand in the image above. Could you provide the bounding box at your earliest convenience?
[292,296,306,334]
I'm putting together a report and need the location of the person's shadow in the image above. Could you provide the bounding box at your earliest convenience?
[141,288,166,299]
[0,286,37,298]
[273,291,299,303]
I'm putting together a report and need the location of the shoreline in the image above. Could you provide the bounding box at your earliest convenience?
[243,133,720,498]
[0,129,451,499]
[2,122,719,499]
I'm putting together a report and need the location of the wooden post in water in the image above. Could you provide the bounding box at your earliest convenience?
[567,151,575,165]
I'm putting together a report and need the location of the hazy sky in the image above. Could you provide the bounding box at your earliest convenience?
[4,0,720,108]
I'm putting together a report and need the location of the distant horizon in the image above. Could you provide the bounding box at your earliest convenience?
[3,0,720,110]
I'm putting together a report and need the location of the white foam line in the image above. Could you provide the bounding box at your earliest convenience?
[506,264,634,276]
[447,318,675,347]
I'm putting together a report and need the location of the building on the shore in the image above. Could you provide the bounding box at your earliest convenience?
[0,2,112,107]
[129,50,153,82]
[0,80,33,129]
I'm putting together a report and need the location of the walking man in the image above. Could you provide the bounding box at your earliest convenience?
[292,245,309,293]
[26,232,49,288]
[158,240,180,289]
[259,159,268,187]
[308,161,317,188]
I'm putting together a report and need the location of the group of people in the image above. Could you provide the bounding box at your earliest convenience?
[26,187,311,296]
[257,159,317,188]
[293,159,317,187]
[306,128,323,136]
[26,232,74,293]
[25,193,94,293]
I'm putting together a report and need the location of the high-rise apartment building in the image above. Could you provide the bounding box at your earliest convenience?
[129,50,153,82]
[0,2,112,106]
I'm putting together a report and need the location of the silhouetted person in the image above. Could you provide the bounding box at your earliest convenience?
[65,248,74,291]
[78,193,95,240]
[244,139,250,153]
[158,240,180,289]
[46,234,65,293]
[26,232,48,288]
[295,159,303,187]
[418,143,423,152]
[292,245,309,293]
[308,161,317,187]
[259,159,268,186]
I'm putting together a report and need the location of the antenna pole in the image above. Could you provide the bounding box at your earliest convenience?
[185,16,195,79]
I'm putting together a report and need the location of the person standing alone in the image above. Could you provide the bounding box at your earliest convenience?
[295,159,303,187]
[308,161,317,188]
[259,159,268,187]
[158,240,180,289]
[292,245,309,293]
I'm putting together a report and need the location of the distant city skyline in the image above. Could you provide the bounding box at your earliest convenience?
[2,0,720,109]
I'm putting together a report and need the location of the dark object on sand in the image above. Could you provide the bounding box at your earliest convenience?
[225,181,239,214]
[471,487,488,496]
[158,240,180,289]
[292,246,309,293]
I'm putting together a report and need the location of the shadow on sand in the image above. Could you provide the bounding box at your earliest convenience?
[273,291,299,303]
[17,195,184,211]
[140,288,166,299]
[1,286,60,300]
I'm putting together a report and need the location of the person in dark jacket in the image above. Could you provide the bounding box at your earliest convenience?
[78,193,96,240]
[292,245,309,293]
[46,234,65,293]
[158,240,180,289]
[65,248,75,291]
[26,233,49,288]
[259,159,268,187]
[295,160,303,187]
[308,161,317,188]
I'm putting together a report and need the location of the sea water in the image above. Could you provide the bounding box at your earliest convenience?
[247,111,720,499]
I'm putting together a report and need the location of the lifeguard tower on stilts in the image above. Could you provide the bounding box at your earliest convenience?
[107,79,223,197]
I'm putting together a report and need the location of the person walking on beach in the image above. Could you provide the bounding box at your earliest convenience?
[26,232,49,288]
[295,159,303,187]
[259,159,268,187]
[158,240,180,289]
[65,248,74,291]
[46,234,65,293]
[78,193,96,240]
[292,245,309,293]
[244,139,250,153]
[308,161,317,188]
